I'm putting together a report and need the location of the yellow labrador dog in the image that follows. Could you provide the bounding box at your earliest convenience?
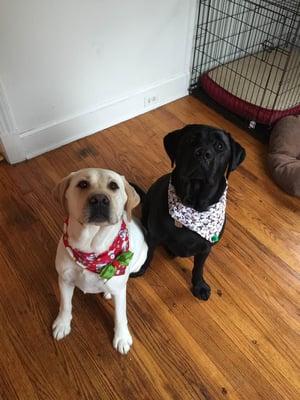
[52,168,148,354]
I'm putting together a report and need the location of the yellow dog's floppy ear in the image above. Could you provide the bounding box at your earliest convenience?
[123,178,140,222]
[53,173,73,215]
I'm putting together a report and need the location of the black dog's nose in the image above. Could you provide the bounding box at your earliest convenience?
[89,194,110,206]
[195,148,213,161]
[204,150,212,160]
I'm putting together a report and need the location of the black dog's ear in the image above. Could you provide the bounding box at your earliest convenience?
[163,128,185,167]
[226,134,246,178]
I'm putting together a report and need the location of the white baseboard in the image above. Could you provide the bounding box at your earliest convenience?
[0,134,25,164]
[19,73,188,162]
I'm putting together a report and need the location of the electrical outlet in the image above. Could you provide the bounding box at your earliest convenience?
[144,95,159,108]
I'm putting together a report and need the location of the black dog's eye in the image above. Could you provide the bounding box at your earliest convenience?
[215,141,224,152]
[108,181,119,191]
[77,180,89,189]
[189,136,197,146]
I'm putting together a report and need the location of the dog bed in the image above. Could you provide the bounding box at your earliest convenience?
[200,49,300,125]
[268,115,300,196]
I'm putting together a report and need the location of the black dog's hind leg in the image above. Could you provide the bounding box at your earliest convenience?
[130,238,156,278]
[192,249,211,301]
[129,187,157,278]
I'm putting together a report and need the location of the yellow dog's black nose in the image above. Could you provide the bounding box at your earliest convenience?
[89,194,110,206]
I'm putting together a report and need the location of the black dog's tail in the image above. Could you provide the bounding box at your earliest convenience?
[129,182,146,203]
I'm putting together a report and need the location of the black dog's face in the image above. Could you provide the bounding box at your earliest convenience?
[164,125,246,185]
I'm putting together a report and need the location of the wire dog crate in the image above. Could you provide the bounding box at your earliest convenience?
[190,0,300,128]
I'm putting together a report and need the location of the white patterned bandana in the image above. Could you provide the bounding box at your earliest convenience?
[168,180,228,244]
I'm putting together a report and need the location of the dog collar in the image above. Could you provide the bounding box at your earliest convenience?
[168,181,227,244]
[63,219,133,280]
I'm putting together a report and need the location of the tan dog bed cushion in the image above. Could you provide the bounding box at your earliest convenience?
[268,115,300,196]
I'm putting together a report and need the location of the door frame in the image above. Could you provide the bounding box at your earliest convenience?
[0,81,25,164]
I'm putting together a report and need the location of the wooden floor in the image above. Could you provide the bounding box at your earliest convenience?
[0,96,299,400]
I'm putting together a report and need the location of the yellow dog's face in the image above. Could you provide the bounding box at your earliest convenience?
[53,168,140,225]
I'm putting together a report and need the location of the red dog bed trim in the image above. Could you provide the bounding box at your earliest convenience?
[201,73,300,125]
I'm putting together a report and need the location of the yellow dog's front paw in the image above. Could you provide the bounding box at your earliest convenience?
[113,329,133,354]
[52,314,72,340]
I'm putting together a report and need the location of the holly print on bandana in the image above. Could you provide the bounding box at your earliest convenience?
[168,180,227,244]
[63,219,133,280]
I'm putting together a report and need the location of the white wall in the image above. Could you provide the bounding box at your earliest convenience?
[0,0,195,162]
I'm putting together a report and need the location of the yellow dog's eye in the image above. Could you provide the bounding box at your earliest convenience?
[77,180,89,189]
[109,181,119,191]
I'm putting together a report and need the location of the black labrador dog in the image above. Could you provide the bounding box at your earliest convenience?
[131,124,246,300]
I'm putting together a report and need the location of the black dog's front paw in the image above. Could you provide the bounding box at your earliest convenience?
[192,281,211,301]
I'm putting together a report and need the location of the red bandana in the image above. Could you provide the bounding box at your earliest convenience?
[63,219,133,280]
